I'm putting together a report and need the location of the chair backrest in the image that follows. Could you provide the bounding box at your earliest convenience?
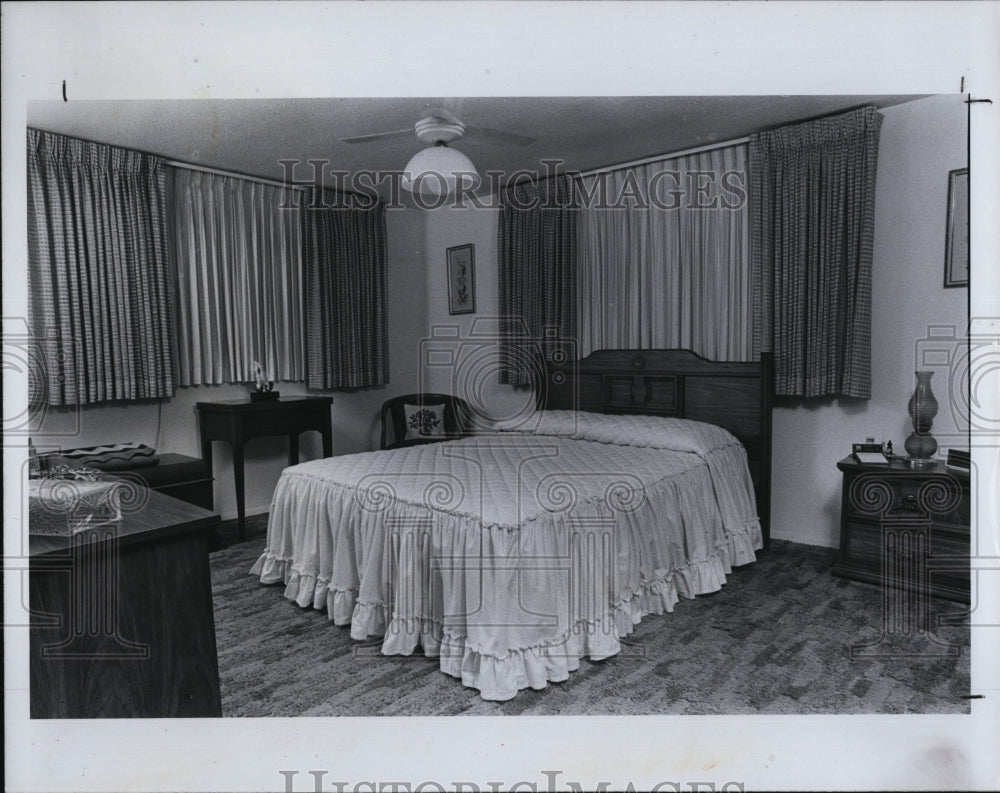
[379,393,473,450]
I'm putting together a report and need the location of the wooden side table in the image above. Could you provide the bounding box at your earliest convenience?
[833,456,970,602]
[196,396,333,538]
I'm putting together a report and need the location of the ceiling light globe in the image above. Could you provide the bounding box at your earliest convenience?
[401,145,479,197]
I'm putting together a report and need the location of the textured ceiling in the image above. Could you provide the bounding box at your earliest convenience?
[28,95,922,196]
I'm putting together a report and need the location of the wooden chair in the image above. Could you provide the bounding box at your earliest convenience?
[379,393,473,450]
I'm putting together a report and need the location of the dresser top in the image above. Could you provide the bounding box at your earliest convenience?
[196,395,333,410]
[29,489,219,557]
[836,455,969,479]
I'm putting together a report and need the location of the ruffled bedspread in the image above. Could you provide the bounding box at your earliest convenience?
[251,414,761,700]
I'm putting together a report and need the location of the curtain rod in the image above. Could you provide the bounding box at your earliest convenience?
[164,158,308,191]
[165,158,380,201]
[576,136,750,179]
[29,126,311,192]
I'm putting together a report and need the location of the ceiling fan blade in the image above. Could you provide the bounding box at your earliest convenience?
[422,104,462,126]
[341,128,413,145]
[465,125,536,147]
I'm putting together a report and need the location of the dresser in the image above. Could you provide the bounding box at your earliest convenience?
[833,456,970,602]
[30,490,222,718]
[196,396,333,538]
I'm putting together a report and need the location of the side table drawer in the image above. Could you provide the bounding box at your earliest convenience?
[841,520,885,571]
[928,528,970,595]
[244,412,311,437]
[844,471,968,523]
[841,520,932,566]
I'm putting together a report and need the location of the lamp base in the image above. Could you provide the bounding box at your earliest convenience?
[904,430,938,461]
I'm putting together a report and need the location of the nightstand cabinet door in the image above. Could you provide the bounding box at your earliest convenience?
[833,458,970,602]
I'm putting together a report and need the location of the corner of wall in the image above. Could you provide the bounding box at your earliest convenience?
[770,94,969,548]
[421,199,533,423]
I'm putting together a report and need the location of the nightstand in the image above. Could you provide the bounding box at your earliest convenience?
[833,456,969,602]
[196,396,333,539]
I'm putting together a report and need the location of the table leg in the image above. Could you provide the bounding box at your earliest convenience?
[321,418,333,458]
[288,433,299,466]
[232,437,246,540]
[199,420,213,477]
[198,419,220,548]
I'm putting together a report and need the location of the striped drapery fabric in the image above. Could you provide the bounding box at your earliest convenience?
[575,144,752,361]
[750,106,882,398]
[27,128,175,405]
[497,175,578,386]
[304,189,388,389]
[169,168,305,385]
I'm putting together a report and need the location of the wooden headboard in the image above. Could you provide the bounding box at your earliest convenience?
[538,348,773,548]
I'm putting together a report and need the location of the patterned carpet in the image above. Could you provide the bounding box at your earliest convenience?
[210,514,970,716]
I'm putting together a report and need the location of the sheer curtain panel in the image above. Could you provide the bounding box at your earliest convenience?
[27,129,175,405]
[576,144,752,361]
[169,168,305,385]
[497,174,578,386]
[750,106,882,398]
[304,190,388,389]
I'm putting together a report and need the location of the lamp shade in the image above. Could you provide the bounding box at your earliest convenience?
[401,144,479,197]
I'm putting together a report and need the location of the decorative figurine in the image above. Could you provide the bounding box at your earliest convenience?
[250,360,279,401]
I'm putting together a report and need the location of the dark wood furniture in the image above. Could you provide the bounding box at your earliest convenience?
[43,452,214,511]
[116,453,213,510]
[833,456,970,602]
[196,396,333,538]
[539,349,773,547]
[30,490,222,718]
[379,392,473,450]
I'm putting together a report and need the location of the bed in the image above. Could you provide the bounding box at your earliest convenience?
[252,349,773,700]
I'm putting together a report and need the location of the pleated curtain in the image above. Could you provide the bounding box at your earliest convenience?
[169,168,305,385]
[304,189,388,389]
[575,144,752,361]
[27,128,175,405]
[497,175,578,386]
[750,106,882,398]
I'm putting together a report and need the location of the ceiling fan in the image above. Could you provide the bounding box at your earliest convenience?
[340,105,536,149]
[343,104,535,197]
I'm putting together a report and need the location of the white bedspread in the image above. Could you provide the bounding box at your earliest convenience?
[251,412,762,700]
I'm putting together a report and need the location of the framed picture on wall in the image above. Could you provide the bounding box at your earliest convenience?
[944,167,968,287]
[446,244,476,315]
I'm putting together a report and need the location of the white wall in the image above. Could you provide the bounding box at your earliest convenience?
[769,94,968,547]
[31,204,427,520]
[420,199,534,425]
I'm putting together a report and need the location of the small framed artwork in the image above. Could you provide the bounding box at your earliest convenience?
[446,243,476,315]
[944,168,968,288]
